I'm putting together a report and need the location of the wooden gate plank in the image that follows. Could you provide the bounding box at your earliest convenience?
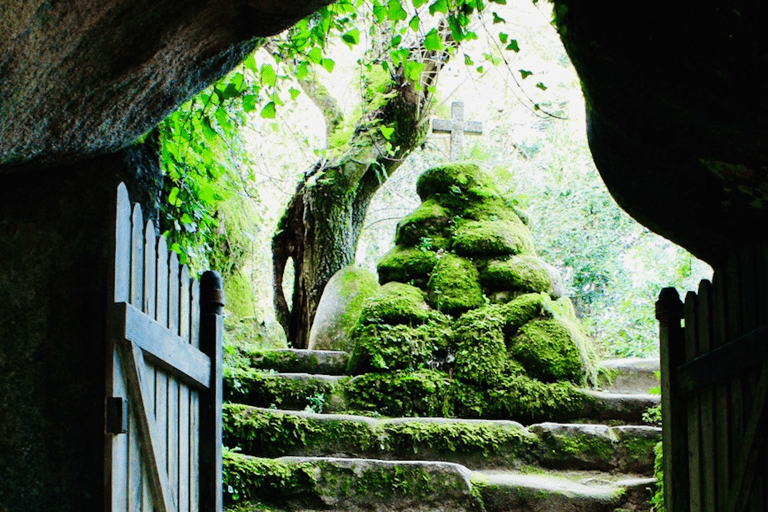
[120,340,177,512]
[712,271,731,511]
[114,302,210,389]
[155,235,170,487]
[684,291,702,512]
[179,267,191,512]
[142,220,157,512]
[129,205,145,512]
[697,280,716,512]
[726,254,744,503]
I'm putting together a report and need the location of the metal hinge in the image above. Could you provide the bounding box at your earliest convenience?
[106,397,128,435]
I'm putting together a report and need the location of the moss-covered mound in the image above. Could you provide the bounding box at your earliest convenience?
[359,163,597,391]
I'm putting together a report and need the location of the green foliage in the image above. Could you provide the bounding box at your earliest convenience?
[223,367,342,412]
[651,441,665,511]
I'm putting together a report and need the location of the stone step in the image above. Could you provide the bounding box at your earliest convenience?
[222,453,655,512]
[224,405,660,474]
[599,357,660,394]
[224,368,660,424]
[231,347,349,375]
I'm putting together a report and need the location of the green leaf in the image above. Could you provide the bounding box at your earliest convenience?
[429,0,448,14]
[320,58,335,73]
[387,0,407,21]
[505,39,520,52]
[260,64,277,87]
[341,28,360,47]
[373,3,387,23]
[424,29,443,51]
[519,69,533,79]
[492,12,505,23]
[243,54,257,72]
[409,15,420,32]
[242,94,257,112]
[296,61,309,80]
[536,82,548,91]
[289,88,301,101]
[412,0,429,7]
[476,65,484,73]
[405,61,425,81]
[499,33,508,44]
[260,101,276,119]
[168,186,180,206]
[380,125,395,140]
[307,47,323,64]
[464,54,474,65]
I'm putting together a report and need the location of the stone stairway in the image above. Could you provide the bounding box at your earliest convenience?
[222,349,661,512]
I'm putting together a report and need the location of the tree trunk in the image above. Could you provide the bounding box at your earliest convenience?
[273,30,452,348]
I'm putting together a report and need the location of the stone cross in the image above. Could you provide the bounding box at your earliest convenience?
[431,101,483,161]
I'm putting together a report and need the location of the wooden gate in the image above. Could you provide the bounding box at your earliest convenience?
[657,243,768,512]
[105,183,224,512]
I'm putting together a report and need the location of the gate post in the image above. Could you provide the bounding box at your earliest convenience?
[200,271,225,512]
[657,287,689,512]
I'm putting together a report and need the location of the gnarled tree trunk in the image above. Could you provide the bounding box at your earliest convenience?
[273,29,452,348]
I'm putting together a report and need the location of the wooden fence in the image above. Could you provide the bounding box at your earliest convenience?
[658,243,768,512]
[105,183,224,512]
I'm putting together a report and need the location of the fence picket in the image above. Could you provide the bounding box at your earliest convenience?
[684,291,701,512]
[697,280,716,512]
[168,252,180,511]
[179,266,191,512]
[712,271,731,510]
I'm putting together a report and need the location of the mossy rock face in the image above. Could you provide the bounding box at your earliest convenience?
[377,246,439,286]
[360,282,434,325]
[393,198,454,248]
[224,269,256,320]
[453,305,509,387]
[426,254,484,315]
[499,293,551,331]
[481,256,562,298]
[308,266,380,351]
[509,318,584,384]
[460,196,525,224]
[452,220,535,257]
[416,163,498,202]
[346,321,451,375]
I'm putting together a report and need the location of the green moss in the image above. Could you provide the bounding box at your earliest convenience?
[359,281,435,325]
[346,321,451,374]
[484,375,593,423]
[509,318,583,384]
[459,196,526,224]
[545,431,616,465]
[481,256,556,296]
[427,254,484,315]
[393,198,454,248]
[499,293,551,331]
[453,305,509,387]
[224,367,343,411]
[224,270,256,320]
[344,370,456,417]
[377,246,439,285]
[416,163,499,202]
[223,452,317,506]
[651,441,665,511]
[452,220,535,257]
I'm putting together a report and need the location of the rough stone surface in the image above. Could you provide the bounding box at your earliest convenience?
[308,266,380,351]
[248,348,350,375]
[600,357,660,394]
[0,0,333,171]
[0,144,161,511]
[559,5,768,265]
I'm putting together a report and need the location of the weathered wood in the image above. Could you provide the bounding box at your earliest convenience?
[712,271,731,511]
[120,340,177,512]
[131,205,144,309]
[113,302,211,389]
[199,271,224,512]
[684,291,702,512]
[190,280,200,350]
[128,202,145,510]
[657,287,689,512]
[144,220,157,318]
[697,280,717,512]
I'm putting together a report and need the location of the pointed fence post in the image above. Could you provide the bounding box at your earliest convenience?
[199,271,225,512]
[657,287,689,512]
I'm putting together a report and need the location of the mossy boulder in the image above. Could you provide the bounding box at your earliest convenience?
[308,266,380,351]
[359,282,435,325]
[452,220,535,257]
[416,163,499,202]
[346,321,451,375]
[427,254,484,315]
[509,318,585,384]
[481,256,563,298]
[393,198,454,248]
[453,305,509,387]
[377,246,439,286]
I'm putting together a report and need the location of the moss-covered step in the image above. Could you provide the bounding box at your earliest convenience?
[224,405,661,474]
[225,347,349,375]
[598,357,660,394]
[224,369,660,424]
[223,452,483,512]
[224,368,349,412]
[474,470,656,512]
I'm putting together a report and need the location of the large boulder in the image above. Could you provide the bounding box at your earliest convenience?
[0,0,333,171]
[556,4,768,265]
